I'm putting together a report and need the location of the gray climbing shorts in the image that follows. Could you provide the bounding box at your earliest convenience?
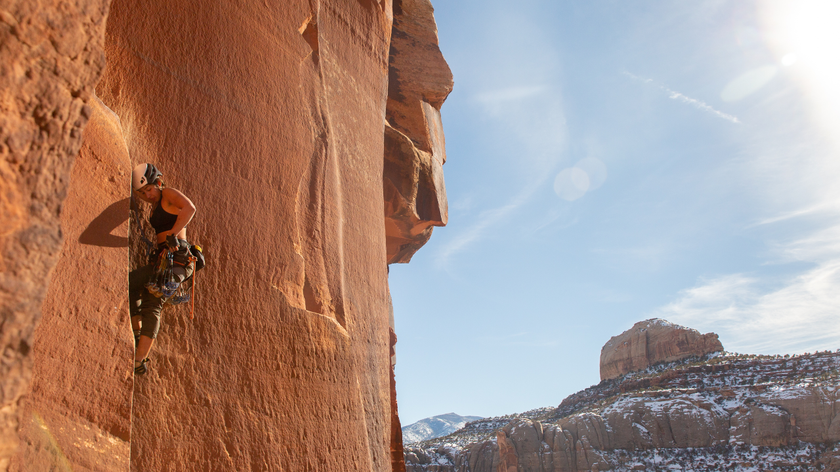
[129,240,194,339]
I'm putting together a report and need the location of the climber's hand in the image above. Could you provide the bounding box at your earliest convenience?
[166,234,179,251]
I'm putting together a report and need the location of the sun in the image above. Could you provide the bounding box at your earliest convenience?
[761,1,840,139]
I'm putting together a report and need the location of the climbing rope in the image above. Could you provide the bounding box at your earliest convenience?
[189,256,196,320]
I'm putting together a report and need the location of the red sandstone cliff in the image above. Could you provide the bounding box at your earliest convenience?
[1,0,451,470]
[0,0,110,466]
[9,98,133,471]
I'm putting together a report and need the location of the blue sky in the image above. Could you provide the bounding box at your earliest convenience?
[390,0,840,425]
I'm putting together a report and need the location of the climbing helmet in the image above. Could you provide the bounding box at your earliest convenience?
[132,163,162,191]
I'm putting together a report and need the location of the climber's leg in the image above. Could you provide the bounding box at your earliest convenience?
[129,264,154,314]
[134,287,165,375]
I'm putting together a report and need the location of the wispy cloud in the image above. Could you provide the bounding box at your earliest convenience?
[655,264,840,354]
[474,85,547,108]
[649,86,840,354]
[654,207,840,354]
[471,83,568,158]
[748,201,840,228]
[435,189,534,270]
[623,71,741,124]
[438,84,568,270]
[432,5,573,272]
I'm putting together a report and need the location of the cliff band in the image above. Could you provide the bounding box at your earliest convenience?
[405,321,840,471]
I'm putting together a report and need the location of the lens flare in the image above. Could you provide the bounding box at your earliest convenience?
[575,157,607,190]
[721,66,779,102]
[554,167,590,201]
[781,53,798,67]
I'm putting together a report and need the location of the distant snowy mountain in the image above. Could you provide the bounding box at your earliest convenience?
[402,413,483,444]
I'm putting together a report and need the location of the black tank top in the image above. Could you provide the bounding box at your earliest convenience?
[149,201,179,234]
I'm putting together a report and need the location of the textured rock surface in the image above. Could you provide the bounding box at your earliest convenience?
[383,0,452,264]
[406,330,840,471]
[0,0,109,466]
[9,98,133,472]
[600,318,723,381]
[3,0,450,471]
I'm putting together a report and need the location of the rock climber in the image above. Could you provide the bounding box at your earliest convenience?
[129,163,196,375]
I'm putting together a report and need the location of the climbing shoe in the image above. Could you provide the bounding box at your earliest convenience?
[134,358,150,375]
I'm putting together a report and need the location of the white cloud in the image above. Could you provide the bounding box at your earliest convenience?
[657,263,840,354]
[624,71,741,124]
[474,85,547,107]
[655,208,840,354]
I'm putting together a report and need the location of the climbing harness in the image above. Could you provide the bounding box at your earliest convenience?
[166,250,199,320]
[131,188,205,321]
[143,241,204,321]
[144,248,182,299]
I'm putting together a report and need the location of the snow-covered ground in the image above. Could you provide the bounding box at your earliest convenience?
[405,350,840,471]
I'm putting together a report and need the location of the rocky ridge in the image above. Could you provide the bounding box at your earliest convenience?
[406,329,840,471]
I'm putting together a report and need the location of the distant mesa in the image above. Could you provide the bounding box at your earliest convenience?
[402,413,483,444]
[405,319,840,471]
[599,318,724,381]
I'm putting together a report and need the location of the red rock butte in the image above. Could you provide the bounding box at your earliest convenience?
[600,318,724,381]
[0,0,452,470]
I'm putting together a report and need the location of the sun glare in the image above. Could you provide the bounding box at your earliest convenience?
[762,1,840,141]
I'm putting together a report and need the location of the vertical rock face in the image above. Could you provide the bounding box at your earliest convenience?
[0,0,109,466]
[383,0,452,264]
[9,98,133,472]
[3,0,450,470]
[599,318,723,381]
